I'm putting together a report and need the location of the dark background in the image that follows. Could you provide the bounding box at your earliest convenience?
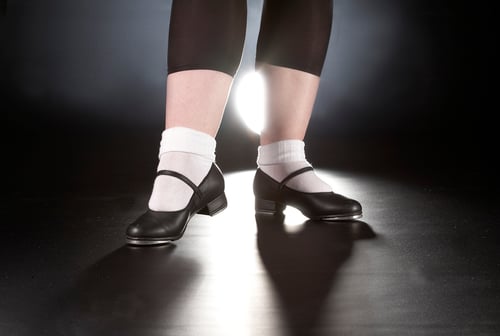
[1,0,495,196]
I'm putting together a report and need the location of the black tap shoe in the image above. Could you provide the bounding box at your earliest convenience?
[253,167,362,221]
[126,163,227,245]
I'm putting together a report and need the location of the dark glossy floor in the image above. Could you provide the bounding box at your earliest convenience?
[2,0,497,334]
[1,167,499,336]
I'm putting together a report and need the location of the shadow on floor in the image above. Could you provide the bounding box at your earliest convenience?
[256,214,376,335]
[48,244,199,336]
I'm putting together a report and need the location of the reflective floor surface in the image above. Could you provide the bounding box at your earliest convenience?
[1,169,499,336]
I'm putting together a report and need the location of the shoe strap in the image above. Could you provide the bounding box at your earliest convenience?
[279,166,314,190]
[156,170,203,199]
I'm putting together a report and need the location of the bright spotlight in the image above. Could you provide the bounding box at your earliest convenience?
[234,71,265,134]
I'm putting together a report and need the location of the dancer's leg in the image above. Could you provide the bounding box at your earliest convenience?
[148,0,246,212]
[142,0,247,213]
[253,0,361,220]
[127,0,246,244]
[255,0,333,193]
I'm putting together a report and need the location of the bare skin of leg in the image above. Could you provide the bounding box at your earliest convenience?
[165,69,233,137]
[259,64,321,145]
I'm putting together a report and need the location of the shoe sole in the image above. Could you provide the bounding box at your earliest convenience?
[126,238,172,246]
[255,198,362,221]
[315,212,363,221]
[256,209,363,222]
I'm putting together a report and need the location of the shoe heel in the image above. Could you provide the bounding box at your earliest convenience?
[255,198,285,215]
[198,193,227,216]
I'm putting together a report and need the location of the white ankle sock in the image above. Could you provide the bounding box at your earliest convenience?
[148,127,216,211]
[257,140,332,193]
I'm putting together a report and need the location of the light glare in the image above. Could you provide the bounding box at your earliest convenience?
[234,71,265,134]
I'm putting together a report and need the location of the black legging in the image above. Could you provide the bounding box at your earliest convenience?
[167,0,333,77]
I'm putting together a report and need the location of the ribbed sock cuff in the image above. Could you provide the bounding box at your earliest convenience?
[159,127,216,161]
[257,140,307,165]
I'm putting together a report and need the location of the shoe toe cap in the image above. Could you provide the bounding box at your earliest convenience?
[126,212,169,238]
[126,223,143,237]
[349,198,362,213]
